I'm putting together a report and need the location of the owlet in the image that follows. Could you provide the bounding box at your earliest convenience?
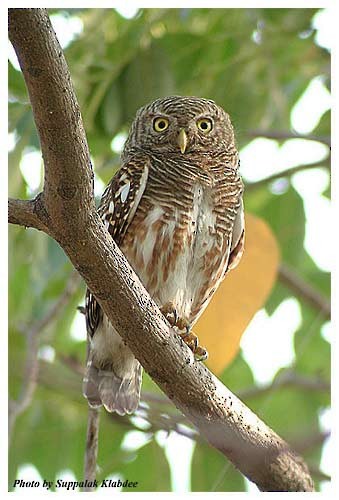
[83,96,244,414]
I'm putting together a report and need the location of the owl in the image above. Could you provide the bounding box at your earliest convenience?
[83,96,244,415]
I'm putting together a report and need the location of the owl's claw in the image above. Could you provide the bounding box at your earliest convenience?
[178,328,208,362]
[179,330,198,349]
[194,346,208,362]
[160,302,178,327]
[160,304,208,361]
[176,317,191,334]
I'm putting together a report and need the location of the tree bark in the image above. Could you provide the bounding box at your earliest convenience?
[8,8,314,492]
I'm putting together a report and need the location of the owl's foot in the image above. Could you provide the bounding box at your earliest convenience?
[160,303,208,361]
[160,302,178,327]
[179,331,208,361]
[176,318,208,362]
[194,345,208,361]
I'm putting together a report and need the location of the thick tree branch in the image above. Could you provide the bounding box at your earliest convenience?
[8,8,315,491]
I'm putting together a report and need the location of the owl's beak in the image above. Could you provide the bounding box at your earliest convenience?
[177,128,188,154]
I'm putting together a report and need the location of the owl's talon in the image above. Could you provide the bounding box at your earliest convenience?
[160,303,178,327]
[180,331,199,351]
[178,327,190,339]
[161,310,206,360]
[176,317,191,333]
[180,330,208,362]
[194,346,208,362]
[192,334,199,351]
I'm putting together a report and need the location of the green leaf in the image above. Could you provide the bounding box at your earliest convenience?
[191,442,245,491]
[9,387,88,488]
[8,61,28,102]
[119,439,171,491]
[220,352,255,394]
[294,305,330,383]
[119,42,175,121]
[312,109,330,138]
[9,364,128,489]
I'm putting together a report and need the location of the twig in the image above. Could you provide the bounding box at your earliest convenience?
[59,353,84,376]
[292,430,330,455]
[83,407,100,490]
[245,157,330,192]
[278,263,330,320]
[308,466,331,483]
[40,356,330,461]
[246,129,331,147]
[107,406,202,443]
[8,271,81,440]
[238,370,330,400]
[50,354,331,450]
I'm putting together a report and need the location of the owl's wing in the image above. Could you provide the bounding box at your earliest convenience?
[86,158,150,337]
[226,198,245,273]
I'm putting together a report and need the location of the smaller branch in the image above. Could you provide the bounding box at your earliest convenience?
[8,195,51,234]
[279,264,330,320]
[308,466,331,483]
[246,129,331,147]
[59,353,84,377]
[245,157,330,191]
[9,272,81,440]
[238,370,330,400]
[292,430,330,455]
[107,405,203,444]
[142,391,173,406]
[140,369,330,406]
[40,354,330,487]
[83,407,100,490]
[57,355,330,431]
[8,327,39,440]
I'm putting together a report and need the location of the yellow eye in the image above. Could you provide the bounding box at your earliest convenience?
[197,118,213,133]
[153,117,169,132]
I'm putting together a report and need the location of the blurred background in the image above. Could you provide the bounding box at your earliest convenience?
[8,7,331,492]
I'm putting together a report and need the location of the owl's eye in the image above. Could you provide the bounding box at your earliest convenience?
[153,117,169,132]
[197,118,213,133]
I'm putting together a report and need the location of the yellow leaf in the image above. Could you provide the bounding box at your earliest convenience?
[195,213,280,374]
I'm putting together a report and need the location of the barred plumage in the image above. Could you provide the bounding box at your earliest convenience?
[83,96,244,414]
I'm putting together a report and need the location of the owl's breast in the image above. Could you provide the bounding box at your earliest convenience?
[121,179,231,323]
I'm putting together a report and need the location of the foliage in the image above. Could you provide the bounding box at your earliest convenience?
[8,8,330,492]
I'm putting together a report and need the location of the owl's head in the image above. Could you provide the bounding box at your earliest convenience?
[124,96,235,156]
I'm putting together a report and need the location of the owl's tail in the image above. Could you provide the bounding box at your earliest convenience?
[83,356,143,415]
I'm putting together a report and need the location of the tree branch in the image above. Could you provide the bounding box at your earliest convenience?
[45,354,331,446]
[279,263,330,319]
[246,129,331,147]
[83,408,100,491]
[38,357,330,479]
[8,271,80,440]
[245,156,330,192]
[8,8,315,491]
[8,195,51,234]
[238,370,330,400]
